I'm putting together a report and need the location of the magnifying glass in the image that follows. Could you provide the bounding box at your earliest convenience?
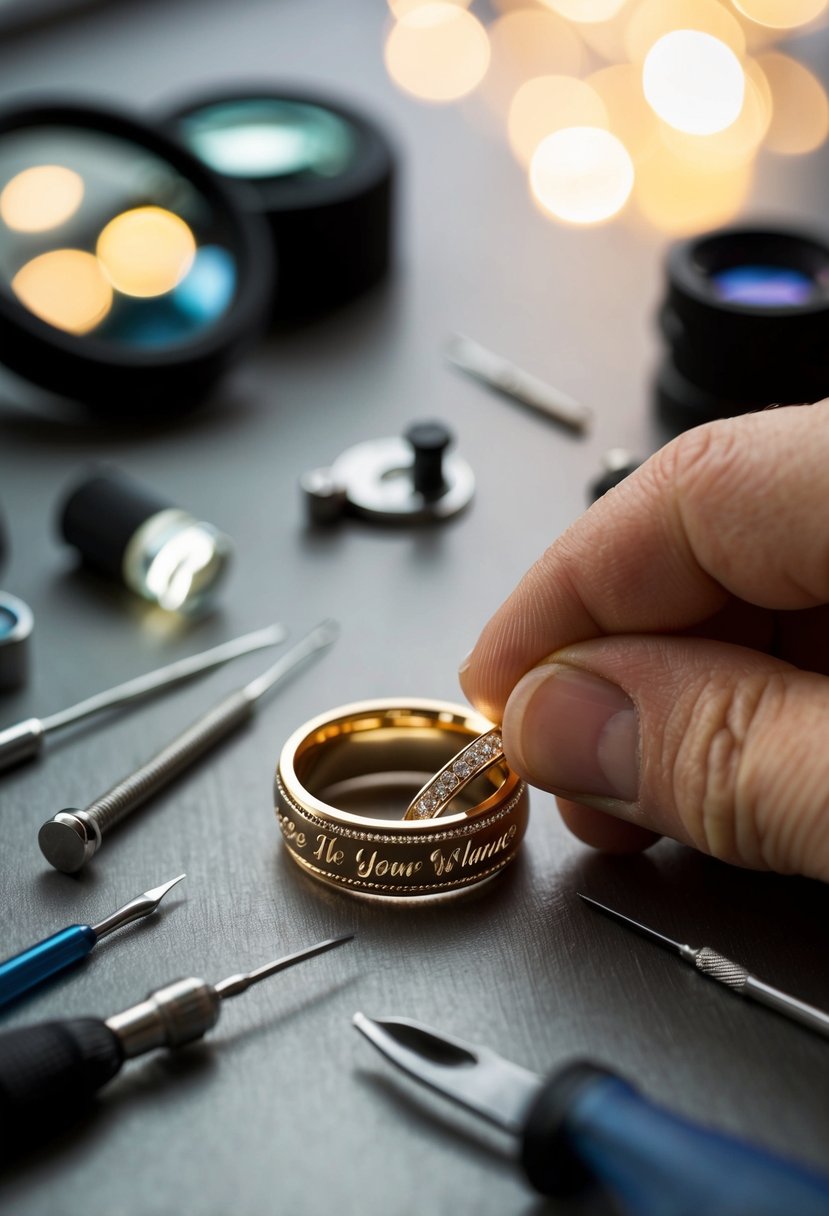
[0,100,272,416]
[162,87,395,322]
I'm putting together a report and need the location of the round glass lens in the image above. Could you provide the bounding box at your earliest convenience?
[0,605,19,638]
[0,126,238,347]
[711,264,816,306]
[178,99,357,180]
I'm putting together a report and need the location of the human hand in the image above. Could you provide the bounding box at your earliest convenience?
[460,403,829,881]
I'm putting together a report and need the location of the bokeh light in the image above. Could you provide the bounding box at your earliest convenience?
[384,4,490,103]
[643,31,745,135]
[483,9,584,116]
[96,206,196,298]
[758,51,829,154]
[388,0,471,14]
[733,0,828,29]
[12,249,113,334]
[0,165,84,233]
[539,0,628,21]
[530,126,634,224]
[633,144,752,232]
[658,58,771,167]
[626,0,745,61]
[508,76,607,165]
[586,63,659,161]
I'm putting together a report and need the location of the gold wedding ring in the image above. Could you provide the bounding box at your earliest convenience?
[275,699,528,898]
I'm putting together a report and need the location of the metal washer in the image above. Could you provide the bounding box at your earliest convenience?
[330,437,474,524]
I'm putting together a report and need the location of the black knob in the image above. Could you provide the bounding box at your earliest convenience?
[405,421,453,499]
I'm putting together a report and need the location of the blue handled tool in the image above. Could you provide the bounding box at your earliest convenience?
[353,1012,829,1216]
[0,874,184,1009]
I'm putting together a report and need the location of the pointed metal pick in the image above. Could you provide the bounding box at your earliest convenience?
[91,873,186,940]
[577,893,688,956]
[214,933,354,999]
[353,1012,540,1134]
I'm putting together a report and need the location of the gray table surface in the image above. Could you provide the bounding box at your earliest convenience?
[0,3,828,1213]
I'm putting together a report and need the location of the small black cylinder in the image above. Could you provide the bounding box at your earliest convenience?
[406,421,452,499]
[59,470,171,578]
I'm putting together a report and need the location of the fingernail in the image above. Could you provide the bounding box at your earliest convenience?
[458,649,474,677]
[505,664,639,801]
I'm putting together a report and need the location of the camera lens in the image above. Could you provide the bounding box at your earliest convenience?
[163,88,395,322]
[657,225,829,427]
[0,101,271,415]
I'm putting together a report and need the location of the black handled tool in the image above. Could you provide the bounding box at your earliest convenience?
[0,935,352,1156]
[353,1013,829,1216]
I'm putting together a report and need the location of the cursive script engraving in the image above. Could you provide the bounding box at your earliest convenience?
[430,824,517,875]
[278,811,307,849]
[314,833,345,866]
[355,848,423,879]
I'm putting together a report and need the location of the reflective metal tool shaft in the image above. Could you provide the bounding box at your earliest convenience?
[0,623,285,773]
[38,621,338,873]
[0,934,353,1156]
[578,894,829,1040]
[0,875,184,1010]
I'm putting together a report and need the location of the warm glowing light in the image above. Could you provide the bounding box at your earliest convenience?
[643,31,745,136]
[540,0,628,22]
[388,0,471,13]
[96,206,196,298]
[384,5,490,103]
[626,0,745,62]
[530,126,634,224]
[12,249,112,335]
[733,0,827,29]
[633,145,751,233]
[483,10,584,117]
[758,52,829,155]
[0,165,84,233]
[508,76,607,166]
[586,64,659,162]
[659,59,771,168]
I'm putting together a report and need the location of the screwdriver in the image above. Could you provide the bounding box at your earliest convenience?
[0,935,353,1150]
[0,623,286,773]
[0,874,185,1011]
[354,1013,829,1216]
[578,893,829,1040]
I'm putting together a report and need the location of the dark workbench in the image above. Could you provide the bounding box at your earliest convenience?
[0,3,827,1213]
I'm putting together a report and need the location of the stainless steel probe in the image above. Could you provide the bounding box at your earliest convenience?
[38,620,339,873]
[0,875,185,1009]
[0,622,286,773]
[579,893,829,1039]
[0,935,353,1155]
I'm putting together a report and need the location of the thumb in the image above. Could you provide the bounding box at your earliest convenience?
[501,635,829,881]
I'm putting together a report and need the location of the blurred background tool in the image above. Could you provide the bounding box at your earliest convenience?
[302,421,474,525]
[578,893,829,1038]
[0,874,185,1011]
[0,622,286,774]
[353,1012,829,1216]
[0,934,353,1151]
[58,468,234,614]
[445,334,592,434]
[163,87,395,323]
[38,620,340,873]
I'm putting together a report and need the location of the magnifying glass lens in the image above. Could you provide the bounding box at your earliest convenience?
[710,265,818,307]
[178,99,357,181]
[0,126,237,347]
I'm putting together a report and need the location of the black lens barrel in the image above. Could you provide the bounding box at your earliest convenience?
[657,225,829,425]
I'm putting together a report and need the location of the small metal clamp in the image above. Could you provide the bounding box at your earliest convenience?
[301,421,474,525]
[0,592,33,692]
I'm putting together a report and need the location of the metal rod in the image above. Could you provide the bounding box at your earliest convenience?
[214,934,355,999]
[38,622,340,873]
[41,624,286,733]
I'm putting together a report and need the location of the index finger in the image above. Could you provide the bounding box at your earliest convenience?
[461,403,829,720]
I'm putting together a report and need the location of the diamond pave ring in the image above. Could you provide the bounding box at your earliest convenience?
[403,728,504,821]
